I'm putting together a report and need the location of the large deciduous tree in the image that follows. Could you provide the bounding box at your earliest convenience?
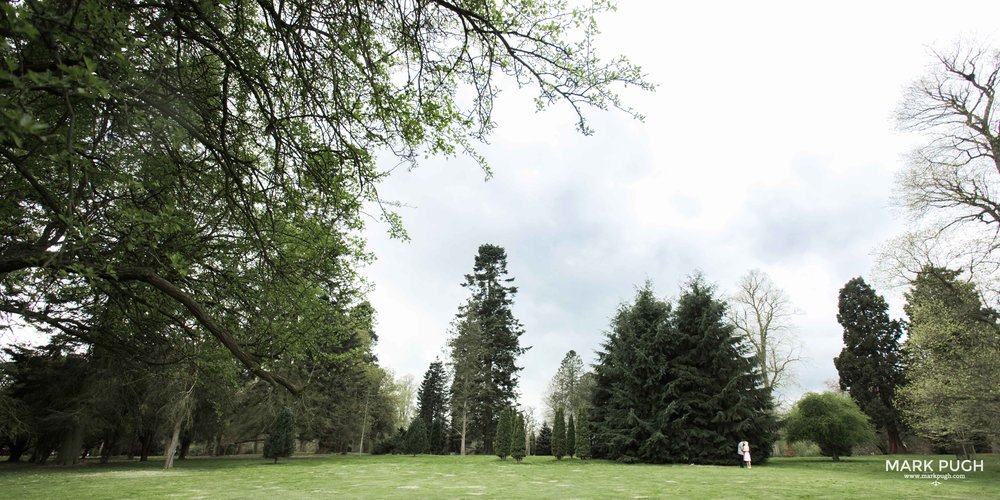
[882,44,1000,303]
[728,270,801,396]
[591,278,776,465]
[833,277,907,454]
[897,267,1000,457]
[1,0,648,392]
[544,350,589,422]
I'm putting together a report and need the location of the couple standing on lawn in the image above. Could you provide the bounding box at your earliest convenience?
[737,440,752,469]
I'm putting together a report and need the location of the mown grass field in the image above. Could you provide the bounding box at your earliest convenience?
[0,453,996,499]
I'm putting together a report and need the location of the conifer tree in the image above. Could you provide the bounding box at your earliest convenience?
[449,245,528,454]
[591,278,776,464]
[404,417,429,456]
[511,412,527,463]
[263,407,296,464]
[417,359,450,432]
[494,407,513,459]
[529,429,537,456]
[553,407,566,460]
[833,277,906,453]
[566,413,576,458]
[575,407,591,460]
[536,421,553,456]
[429,417,448,455]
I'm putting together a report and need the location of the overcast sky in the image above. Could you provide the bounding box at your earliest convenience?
[364,1,1000,418]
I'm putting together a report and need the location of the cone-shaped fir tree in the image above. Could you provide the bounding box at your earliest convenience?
[536,421,553,455]
[511,412,527,463]
[404,417,429,455]
[591,278,776,464]
[567,413,576,458]
[494,407,513,459]
[263,407,296,464]
[553,407,567,460]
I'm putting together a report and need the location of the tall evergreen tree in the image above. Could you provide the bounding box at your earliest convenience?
[576,407,592,460]
[591,278,776,464]
[553,407,567,460]
[447,309,482,455]
[566,413,577,458]
[511,412,527,463]
[449,244,527,454]
[536,421,553,456]
[833,277,907,454]
[263,407,296,464]
[417,359,450,431]
[494,406,513,459]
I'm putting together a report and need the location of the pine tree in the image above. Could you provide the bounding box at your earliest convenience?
[449,244,527,454]
[591,278,776,464]
[575,407,591,460]
[404,417,429,455]
[833,277,906,454]
[494,407,513,459]
[529,429,537,456]
[511,412,527,463]
[536,421,553,456]
[566,413,576,458]
[553,407,566,460]
[263,407,296,464]
[417,359,450,433]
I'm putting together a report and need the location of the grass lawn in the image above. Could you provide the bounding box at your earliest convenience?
[0,453,996,499]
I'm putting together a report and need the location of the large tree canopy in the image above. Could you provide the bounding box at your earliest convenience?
[1,1,648,391]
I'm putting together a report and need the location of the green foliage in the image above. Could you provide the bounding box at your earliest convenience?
[897,267,1000,456]
[553,407,567,460]
[417,359,450,454]
[263,407,296,464]
[591,278,777,465]
[784,392,876,461]
[449,245,527,454]
[576,407,592,460]
[546,350,589,420]
[404,418,429,456]
[833,277,906,453]
[494,407,513,460]
[1,0,647,399]
[566,413,577,458]
[511,412,527,463]
[536,421,553,456]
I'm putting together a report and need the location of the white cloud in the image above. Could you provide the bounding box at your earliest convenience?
[363,1,1000,411]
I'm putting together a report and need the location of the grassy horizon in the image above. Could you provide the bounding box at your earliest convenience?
[1,453,996,499]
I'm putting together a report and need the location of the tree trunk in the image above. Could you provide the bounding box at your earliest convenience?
[460,406,468,456]
[8,436,28,462]
[139,429,154,462]
[359,397,370,455]
[163,416,183,469]
[885,427,905,454]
